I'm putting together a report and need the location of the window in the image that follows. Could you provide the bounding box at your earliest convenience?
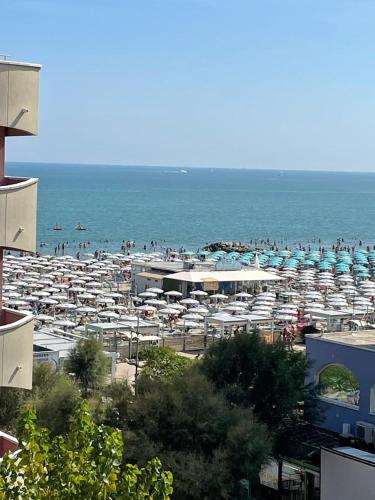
[318,364,360,406]
[370,385,375,414]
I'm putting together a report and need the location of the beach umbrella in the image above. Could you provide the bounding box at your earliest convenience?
[53,319,77,328]
[223,305,246,313]
[107,305,127,312]
[189,306,209,314]
[77,293,96,300]
[76,306,97,314]
[234,292,252,299]
[136,305,157,312]
[96,297,115,304]
[159,307,181,315]
[164,290,183,297]
[275,314,296,321]
[176,320,200,328]
[138,291,158,298]
[144,299,167,306]
[39,298,59,305]
[57,303,77,310]
[146,287,164,294]
[98,311,120,319]
[6,299,30,307]
[3,292,22,298]
[35,314,54,322]
[180,298,199,305]
[181,313,204,320]
[190,290,208,296]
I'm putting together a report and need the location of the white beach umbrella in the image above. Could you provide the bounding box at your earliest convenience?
[146,287,164,294]
[35,314,54,322]
[159,308,181,315]
[96,297,115,304]
[223,305,246,313]
[176,320,200,328]
[76,306,97,314]
[58,303,78,310]
[77,293,96,300]
[98,311,120,319]
[275,314,297,321]
[138,292,158,298]
[144,299,167,306]
[69,286,86,293]
[190,290,208,296]
[189,306,209,314]
[53,319,77,328]
[6,299,30,307]
[181,313,204,320]
[180,298,199,305]
[136,305,157,312]
[210,293,228,300]
[234,292,253,299]
[39,298,59,305]
[164,290,183,297]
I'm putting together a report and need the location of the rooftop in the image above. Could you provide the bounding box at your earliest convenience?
[306,330,375,351]
[164,269,284,283]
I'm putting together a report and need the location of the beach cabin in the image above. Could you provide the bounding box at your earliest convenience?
[162,268,284,297]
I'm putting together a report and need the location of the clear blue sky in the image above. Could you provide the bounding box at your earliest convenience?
[3,0,375,170]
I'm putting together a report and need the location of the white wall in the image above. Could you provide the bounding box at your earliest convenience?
[321,448,375,500]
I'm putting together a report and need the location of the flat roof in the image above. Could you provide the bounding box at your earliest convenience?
[306,330,375,351]
[132,261,183,273]
[0,60,42,69]
[137,271,165,280]
[164,269,283,283]
[335,447,375,465]
[206,313,272,324]
[33,331,76,357]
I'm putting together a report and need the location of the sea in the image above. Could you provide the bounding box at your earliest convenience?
[7,162,375,255]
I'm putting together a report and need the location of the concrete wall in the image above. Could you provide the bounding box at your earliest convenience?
[0,61,41,136]
[306,335,375,434]
[321,448,375,500]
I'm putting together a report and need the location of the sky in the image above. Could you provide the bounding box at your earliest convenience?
[2,0,375,171]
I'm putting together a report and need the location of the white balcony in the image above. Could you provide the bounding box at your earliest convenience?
[0,176,38,253]
[0,60,41,136]
[0,308,34,389]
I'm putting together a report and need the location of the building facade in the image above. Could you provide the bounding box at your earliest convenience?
[0,59,41,389]
[306,332,375,437]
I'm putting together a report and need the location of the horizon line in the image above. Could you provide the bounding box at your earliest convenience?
[6,160,375,175]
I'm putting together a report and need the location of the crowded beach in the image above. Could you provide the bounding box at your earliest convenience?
[4,240,375,371]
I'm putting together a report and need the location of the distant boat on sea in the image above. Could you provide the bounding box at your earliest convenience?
[53,224,62,231]
[180,170,188,174]
[75,222,86,231]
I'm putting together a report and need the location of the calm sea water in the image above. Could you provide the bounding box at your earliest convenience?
[6,162,375,254]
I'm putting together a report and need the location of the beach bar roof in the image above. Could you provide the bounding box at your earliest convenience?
[164,269,284,283]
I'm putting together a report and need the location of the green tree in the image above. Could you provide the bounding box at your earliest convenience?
[139,346,192,381]
[27,363,82,436]
[125,367,270,499]
[201,333,319,455]
[319,364,359,393]
[33,375,82,436]
[0,402,173,500]
[0,387,27,434]
[65,338,108,396]
[101,380,134,427]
